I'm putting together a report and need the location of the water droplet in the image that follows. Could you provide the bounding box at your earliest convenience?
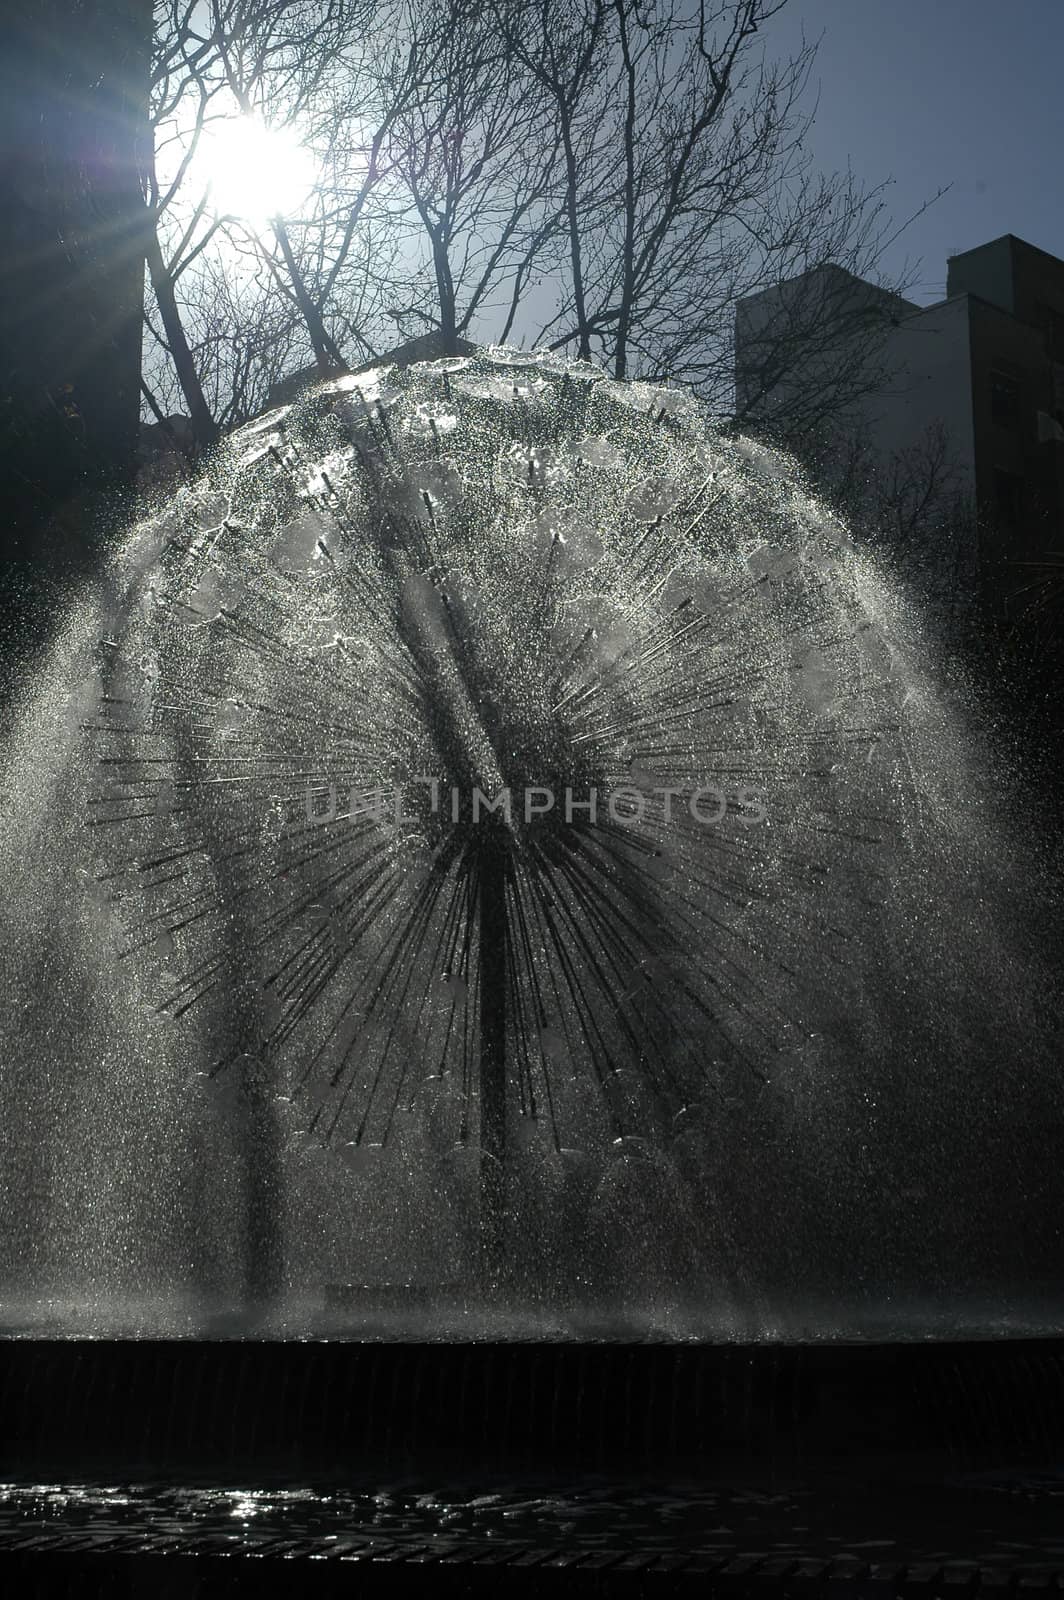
[628,477,683,522]
[174,572,222,625]
[572,435,624,470]
[408,400,459,438]
[402,460,463,508]
[500,441,559,488]
[214,699,250,737]
[530,513,602,575]
[193,493,229,532]
[747,544,797,581]
[269,509,334,572]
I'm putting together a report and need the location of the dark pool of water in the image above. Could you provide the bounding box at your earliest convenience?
[2,1468,1064,1565]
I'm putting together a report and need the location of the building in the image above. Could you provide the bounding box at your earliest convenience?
[0,0,151,690]
[734,236,1064,619]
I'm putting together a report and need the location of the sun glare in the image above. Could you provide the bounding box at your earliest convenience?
[198,116,317,225]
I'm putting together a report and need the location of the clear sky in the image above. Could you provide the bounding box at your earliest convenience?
[765,0,1064,303]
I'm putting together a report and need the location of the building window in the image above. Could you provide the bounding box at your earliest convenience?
[993,467,1024,527]
[990,371,1021,425]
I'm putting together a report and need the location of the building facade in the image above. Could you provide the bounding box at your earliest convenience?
[0,0,152,679]
[735,236,1064,620]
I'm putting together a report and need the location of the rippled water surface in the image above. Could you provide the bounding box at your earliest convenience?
[3,1470,1064,1565]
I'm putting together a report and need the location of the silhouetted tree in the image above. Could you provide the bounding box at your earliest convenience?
[140,0,927,435]
[144,0,430,429]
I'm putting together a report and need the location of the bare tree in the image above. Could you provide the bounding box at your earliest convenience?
[382,0,567,354]
[143,0,412,438]
[142,0,940,442]
[489,0,614,362]
[205,0,366,374]
[144,240,306,429]
[732,260,923,445]
[143,0,233,448]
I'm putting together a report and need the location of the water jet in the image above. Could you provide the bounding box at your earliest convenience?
[1,348,1063,1582]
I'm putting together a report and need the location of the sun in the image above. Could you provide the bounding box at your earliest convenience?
[197,115,317,226]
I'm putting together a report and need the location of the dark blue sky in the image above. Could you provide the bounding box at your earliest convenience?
[767,0,1063,303]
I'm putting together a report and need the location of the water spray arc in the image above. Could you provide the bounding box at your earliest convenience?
[83,347,911,1299]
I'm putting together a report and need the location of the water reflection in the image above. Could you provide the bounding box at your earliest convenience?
[1,1472,1063,1567]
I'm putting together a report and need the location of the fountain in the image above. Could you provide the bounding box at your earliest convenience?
[0,345,1061,1341]
[3,348,1064,1591]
